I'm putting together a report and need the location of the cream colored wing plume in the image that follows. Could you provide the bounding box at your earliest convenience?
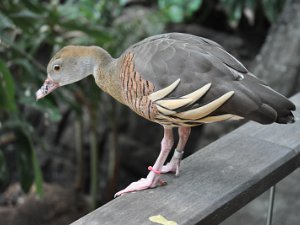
[149,79,237,121]
[176,91,234,120]
[149,79,180,102]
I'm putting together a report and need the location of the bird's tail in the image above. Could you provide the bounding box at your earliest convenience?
[241,74,296,124]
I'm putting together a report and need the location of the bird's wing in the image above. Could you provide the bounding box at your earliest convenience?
[122,33,294,125]
[129,32,247,94]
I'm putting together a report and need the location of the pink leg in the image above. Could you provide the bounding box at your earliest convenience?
[161,126,191,176]
[115,126,174,197]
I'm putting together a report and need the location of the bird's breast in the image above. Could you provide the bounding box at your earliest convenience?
[119,52,159,121]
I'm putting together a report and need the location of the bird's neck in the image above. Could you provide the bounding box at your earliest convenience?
[92,47,125,103]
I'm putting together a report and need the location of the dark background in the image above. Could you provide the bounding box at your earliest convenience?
[0,0,299,224]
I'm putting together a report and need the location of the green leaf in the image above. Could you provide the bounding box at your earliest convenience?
[19,95,62,122]
[13,59,40,79]
[22,0,48,14]
[220,0,244,27]
[14,127,43,195]
[169,5,184,23]
[10,10,43,20]
[186,0,203,16]
[245,0,256,10]
[158,0,202,23]
[31,142,44,197]
[0,59,17,113]
[262,0,285,23]
[16,133,34,193]
[0,11,15,29]
[62,21,112,44]
[233,4,242,21]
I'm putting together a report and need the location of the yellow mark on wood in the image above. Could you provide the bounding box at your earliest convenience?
[149,215,178,225]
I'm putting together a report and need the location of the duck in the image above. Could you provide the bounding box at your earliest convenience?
[36,33,296,197]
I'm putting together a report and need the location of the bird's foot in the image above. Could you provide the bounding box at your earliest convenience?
[161,149,184,176]
[161,160,180,176]
[114,173,166,197]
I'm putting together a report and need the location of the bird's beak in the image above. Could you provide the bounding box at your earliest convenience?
[36,77,60,100]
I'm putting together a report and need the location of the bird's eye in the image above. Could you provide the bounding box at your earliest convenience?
[53,65,61,71]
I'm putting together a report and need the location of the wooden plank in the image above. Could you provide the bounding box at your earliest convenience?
[73,137,297,225]
[72,93,300,225]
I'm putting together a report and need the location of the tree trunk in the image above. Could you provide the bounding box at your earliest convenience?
[251,0,300,96]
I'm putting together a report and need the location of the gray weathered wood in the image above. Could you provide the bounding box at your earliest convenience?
[72,93,300,225]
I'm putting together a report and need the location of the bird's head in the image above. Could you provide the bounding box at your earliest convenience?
[36,45,105,100]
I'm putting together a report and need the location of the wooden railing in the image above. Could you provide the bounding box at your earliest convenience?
[72,93,300,225]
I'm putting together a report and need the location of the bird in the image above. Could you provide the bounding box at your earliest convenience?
[36,33,296,197]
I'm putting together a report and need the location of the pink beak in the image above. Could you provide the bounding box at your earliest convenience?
[36,77,60,100]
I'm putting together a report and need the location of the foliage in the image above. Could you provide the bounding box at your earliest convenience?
[158,0,203,23]
[262,0,286,22]
[0,55,43,194]
[0,0,165,200]
[0,0,112,195]
[220,0,286,27]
